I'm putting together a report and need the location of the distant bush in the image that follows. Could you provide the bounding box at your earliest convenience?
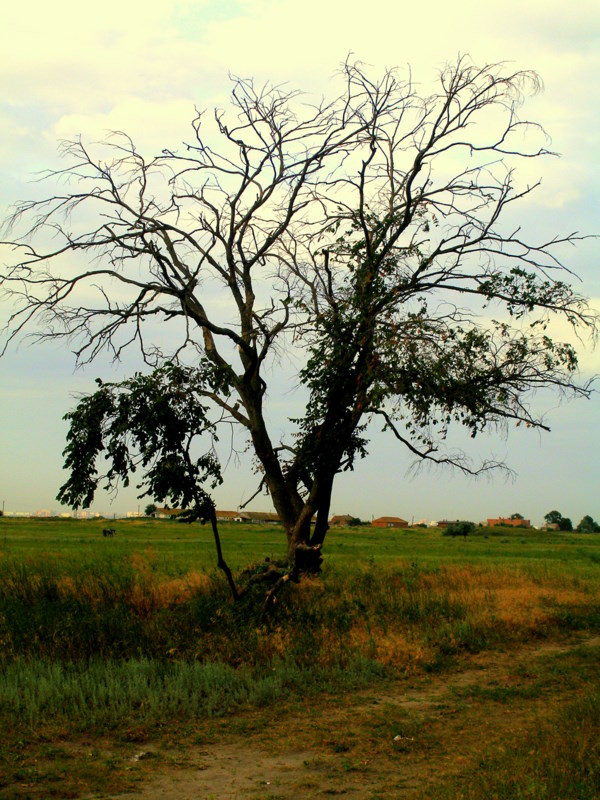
[544,510,573,531]
[576,515,600,533]
[442,521,475,538]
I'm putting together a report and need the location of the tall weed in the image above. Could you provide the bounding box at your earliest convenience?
[1,556,598,668]
[0,655,385,730]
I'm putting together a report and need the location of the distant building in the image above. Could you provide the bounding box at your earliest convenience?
[329,514,355,527]
[487,517,531,528]
[216,510,251,523]
[216,510,282,524]
[153,507,185,519]
[437,520,461,528]
[371,516,408,529]
[244,511,282,524]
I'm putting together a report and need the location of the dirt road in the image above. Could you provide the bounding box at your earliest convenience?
[101,634,600,800]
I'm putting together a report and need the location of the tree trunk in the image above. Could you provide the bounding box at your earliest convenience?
[207,506,240,601]
[287,506,313,560]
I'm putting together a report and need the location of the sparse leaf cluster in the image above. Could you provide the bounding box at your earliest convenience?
[57,365,222,519]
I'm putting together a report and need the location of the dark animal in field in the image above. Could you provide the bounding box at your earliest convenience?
[102,528,115,537]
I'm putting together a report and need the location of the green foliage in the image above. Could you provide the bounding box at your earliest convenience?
[57,364,225,519]
[442,521,476,538]
[544,510,573,531]
[295,238,587,481]
[510,512,524,520]
[576,515,600,533]
[144,503,157,517]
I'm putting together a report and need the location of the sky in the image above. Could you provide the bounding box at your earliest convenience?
[0,0,598,525]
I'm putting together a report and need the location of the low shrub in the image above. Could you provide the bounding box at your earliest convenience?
[442,521,476,538]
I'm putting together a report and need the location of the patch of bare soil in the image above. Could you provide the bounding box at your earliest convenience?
[89,635,600,800]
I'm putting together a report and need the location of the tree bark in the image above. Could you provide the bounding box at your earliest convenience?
[207,506,240,601]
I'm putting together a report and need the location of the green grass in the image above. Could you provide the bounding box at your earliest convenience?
[2,549,598,668]
[0,655,385,732]
[1,519,599,670]
[0,516,289,573]
[2,517,600,576]
[419,657,600,799]
[1,517,599,713]
[1,518,599,797]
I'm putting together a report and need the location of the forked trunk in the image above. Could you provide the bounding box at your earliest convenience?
[286,509,313,561]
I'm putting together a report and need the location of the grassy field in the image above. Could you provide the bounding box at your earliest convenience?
[0,517,599,798]
[3,516,600,573]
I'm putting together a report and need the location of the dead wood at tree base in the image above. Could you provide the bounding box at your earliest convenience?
[249,567,285,586]
[294,542,323,575]
[261,543,322,615]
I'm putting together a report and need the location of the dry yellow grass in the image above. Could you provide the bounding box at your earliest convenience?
[304,563,598,669]
[21,555,597,671]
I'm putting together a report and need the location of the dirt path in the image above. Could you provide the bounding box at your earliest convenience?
[96,634,600,800]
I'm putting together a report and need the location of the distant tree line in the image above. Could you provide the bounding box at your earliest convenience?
[440,513,599,538]
[544,510,599,533]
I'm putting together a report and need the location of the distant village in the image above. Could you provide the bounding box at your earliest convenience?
[2,506,563,530]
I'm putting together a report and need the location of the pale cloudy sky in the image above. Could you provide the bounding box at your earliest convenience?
[1,0,598,524]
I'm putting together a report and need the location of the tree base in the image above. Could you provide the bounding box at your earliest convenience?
[293,543,323,576]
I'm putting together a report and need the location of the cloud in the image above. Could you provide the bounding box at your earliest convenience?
[49,97,198,154]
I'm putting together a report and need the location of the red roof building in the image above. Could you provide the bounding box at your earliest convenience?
[487,517,531,528]
[371,516,408,529]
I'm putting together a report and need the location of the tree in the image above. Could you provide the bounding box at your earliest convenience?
[544,511,572,531]
[544,510,563,526]
[1,58,596,598]
[576,515,600,533]
[442,521,475,538]
[144,503,157,517]
[510,513,524,520]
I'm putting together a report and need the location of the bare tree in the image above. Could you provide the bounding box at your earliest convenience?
[1,58,596,593]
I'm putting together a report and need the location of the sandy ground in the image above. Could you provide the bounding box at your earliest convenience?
[94,634,600,800]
